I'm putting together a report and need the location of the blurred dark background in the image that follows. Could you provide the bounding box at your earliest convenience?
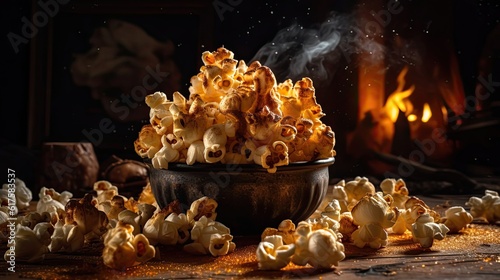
[1,0,499,192]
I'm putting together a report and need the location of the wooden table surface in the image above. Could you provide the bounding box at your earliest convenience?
[1,195,499,279]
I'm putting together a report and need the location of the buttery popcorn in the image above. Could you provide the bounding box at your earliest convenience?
[102,221,155,270]
[466,190,500,224]
[1,178,32,213]
[411,213,449,248]
[256,235,295,270]
[351,193,399,249]
[443,206,473,233]
[135,47,336,173]
[4,223,53,263]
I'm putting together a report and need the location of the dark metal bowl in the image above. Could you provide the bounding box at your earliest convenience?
[148,157,334,235]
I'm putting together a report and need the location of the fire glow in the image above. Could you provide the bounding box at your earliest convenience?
[384,67,437,125]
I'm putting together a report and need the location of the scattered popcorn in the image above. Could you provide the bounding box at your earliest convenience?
[36,192,65,219]
[261,219,296,245]
[411,213,449,248]
[379,178,409,209]
[466,190,500,224]
[64,194,109,238]
[291,224,345,269]
[256,235,295,270]
[351,193,399,249]
[102,221,155,270]
[102,195,127,220]
[186,196,218,223]
[330,180,349,213]
[38,187,73,207]
[93,180,119,205]
[183,216,234,256]
[165,212,191,244]
[321,199,342,221]
[208,233,236,256]
[344,176,376,210]
[1,178,32,213]
[49,219,85,253]
[19,212,52,229]
[4,223,53,263]
[443,206,473,233]
[143,206,181,246]
[134,47,336,173]
[338,212,358,242]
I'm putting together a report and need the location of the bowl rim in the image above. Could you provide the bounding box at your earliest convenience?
[146,157,335,172]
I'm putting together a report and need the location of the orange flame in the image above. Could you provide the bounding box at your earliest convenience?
[384,67,433,124]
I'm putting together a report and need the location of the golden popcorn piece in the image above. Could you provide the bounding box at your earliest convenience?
[291,223,345,269]
[184,216,232,256]
[102,221,155,270]
[187,196,218,222]
[256,235,295,270]
[203,124,228,163]
[208,233,236,257]
[4,223,53,263]
[165,213,191,244]
[350,193,399,249]
[466,190,500,224]
[443,206,473,233]
[380,178,409,210]
[142,207,179,246]
[411,213,449,248]
[134,124,162,158]
[344,176,376,210]
[49,219,85,253]
[65,194,109,238]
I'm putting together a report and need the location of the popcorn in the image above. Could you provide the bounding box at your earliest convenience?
[256,235,295,270]
[183,216,234,256]
[351,193,399,249]
[4,223,53,263]
[93,180,119,205]
[261,219,296,245]
[466,190,500,224]
[36,192,65,219]
[49,219,85,253]
[143,206,180,245]
[380,178,409,210]
[186,196,218,223]
[134,125,162,158]
[134,47,336,172]
[443,206,473,233]
[411,213,449,248]
[64,194,109,238]
[1,178,33,213]
[344,176,376,211]
[39,187,73,207]
[102,221,155,270]
[291,224,345,269]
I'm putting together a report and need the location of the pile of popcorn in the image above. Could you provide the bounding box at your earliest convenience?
[0,179,235,270]
[134,47,335,173]
[254,177,500,270]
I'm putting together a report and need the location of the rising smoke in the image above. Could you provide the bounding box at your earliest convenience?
[251,11,411,84]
